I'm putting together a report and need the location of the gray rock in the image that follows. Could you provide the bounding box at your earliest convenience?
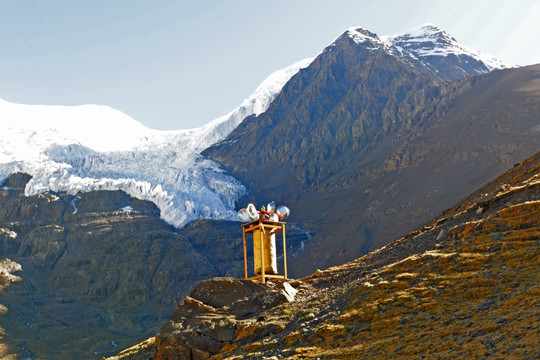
[155,277,299,359]
[436,229,446,241]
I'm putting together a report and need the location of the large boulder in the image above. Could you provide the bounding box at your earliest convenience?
[154,277,298,360]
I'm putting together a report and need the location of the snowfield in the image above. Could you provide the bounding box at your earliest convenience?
[0,58,312,228]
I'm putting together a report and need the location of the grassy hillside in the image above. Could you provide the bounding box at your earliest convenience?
[218,203,539,359]
[214,152,540,359]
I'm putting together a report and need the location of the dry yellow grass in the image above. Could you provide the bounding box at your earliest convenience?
[102,337,155,360]
[213,200,540,360]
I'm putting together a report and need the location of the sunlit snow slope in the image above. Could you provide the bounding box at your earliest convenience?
[0,58,312,228]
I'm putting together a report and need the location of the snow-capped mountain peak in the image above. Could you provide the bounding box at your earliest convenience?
[395,23,450,41]
[324,23,512,81]
[381,23,515,72]
[345,27,381,45]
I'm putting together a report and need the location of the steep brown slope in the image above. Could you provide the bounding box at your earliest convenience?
[301,64,540,271]
[109,152,539,360]
[210,154,540,360]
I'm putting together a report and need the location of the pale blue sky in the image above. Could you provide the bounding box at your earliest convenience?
[0,0,538,130]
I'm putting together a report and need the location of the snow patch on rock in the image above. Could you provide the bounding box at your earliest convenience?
[0,259,22,284]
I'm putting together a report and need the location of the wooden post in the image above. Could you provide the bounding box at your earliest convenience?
[243,228,248,279]
[282,223,287,280]
[260,225,265,283]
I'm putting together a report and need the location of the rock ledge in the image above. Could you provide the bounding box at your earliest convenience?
[154,277,298,360]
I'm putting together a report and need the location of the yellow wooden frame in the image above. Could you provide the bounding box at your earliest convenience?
[242,219,287,283]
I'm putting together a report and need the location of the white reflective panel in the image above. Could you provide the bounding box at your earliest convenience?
[237,208,250,222]
[276,205,290,219]
[246,203,260,221]
[267,201,276,213]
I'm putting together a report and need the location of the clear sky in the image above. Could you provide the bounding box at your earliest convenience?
[1,0,539,130]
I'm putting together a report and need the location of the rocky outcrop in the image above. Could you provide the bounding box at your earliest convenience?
[0,259,22,289]
[154,277,298,360]
[0,257,22,359]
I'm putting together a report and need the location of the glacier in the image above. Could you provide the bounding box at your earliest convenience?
[0,58,312,228]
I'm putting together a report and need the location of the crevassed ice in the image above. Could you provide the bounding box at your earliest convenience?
[0,59,312,228]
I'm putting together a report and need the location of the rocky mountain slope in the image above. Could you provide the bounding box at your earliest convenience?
[0,173,216,358]
[0,173,310,358]
[109,150,539,360]
[204,24,540,276]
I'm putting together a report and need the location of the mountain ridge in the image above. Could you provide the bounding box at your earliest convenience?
[0,23,511,232]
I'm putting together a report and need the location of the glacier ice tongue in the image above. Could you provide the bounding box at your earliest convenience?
[0,59,312,229]
[0,122,248,229]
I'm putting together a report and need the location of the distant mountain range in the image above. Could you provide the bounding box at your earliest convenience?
[0,24,538,359]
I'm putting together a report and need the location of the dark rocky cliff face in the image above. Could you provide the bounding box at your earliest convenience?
[0,174,229,358]
[206,33,442,189]
[204,32,540,276]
